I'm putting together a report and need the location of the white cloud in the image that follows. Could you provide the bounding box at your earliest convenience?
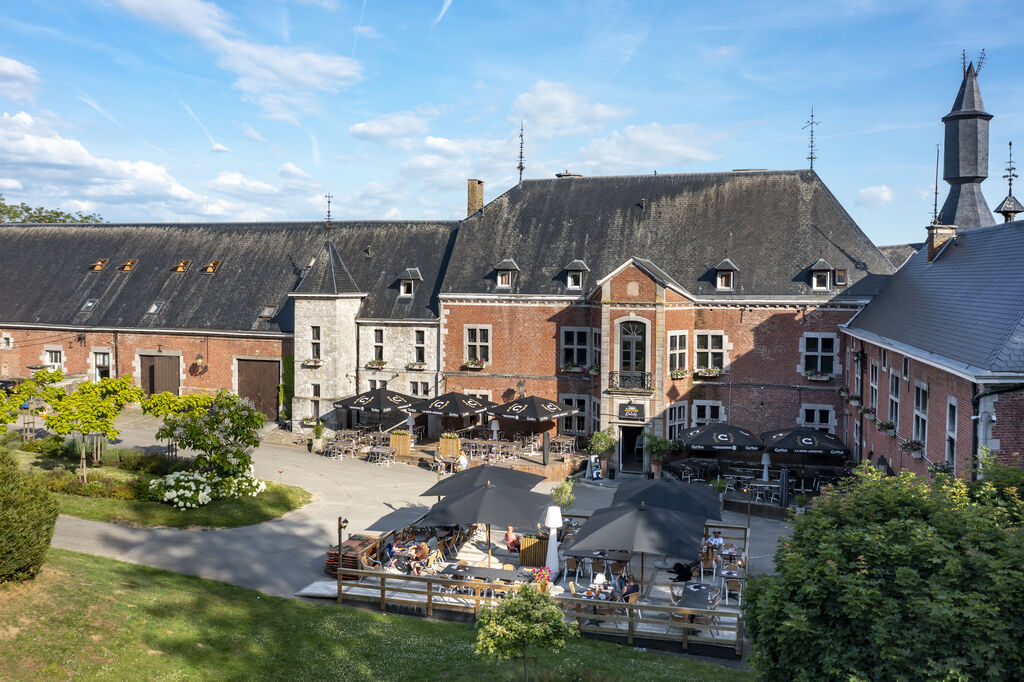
[181,101,230,153]
[433,0,454,27]
[241,123,267,143]
[63,199,98,213]
[0,177,23,190]
[510,81,628,139]
[206,171,279,198]
[352,25,378,38]
[115,0,361,122]
[383,207,401,219]
[0,111,262,219]
[279,162,313,180]
[294,0,337,8]
[0,56,40,104]
[573,123,722,174]
[857,184,894,209]
[309,131,320,166]
[76,91,123,129]
[211,142,230,153]
[350,111,431,143]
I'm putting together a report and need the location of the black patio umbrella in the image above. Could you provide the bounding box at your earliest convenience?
[611,478,721,520]
[416,482,550,566]
[680,423,763,453]
[760,427,849,474]
[420,464,544,497]
[487,395,579,422]
[333,387,414,414]
[565,502,707,590]
[407,392,496,417]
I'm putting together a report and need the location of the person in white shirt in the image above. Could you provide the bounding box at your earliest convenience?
[457,451,469,471]
[705,530,724,550]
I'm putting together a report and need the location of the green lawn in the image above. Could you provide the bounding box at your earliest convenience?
[9,449,311,529]
[0,550,752,681]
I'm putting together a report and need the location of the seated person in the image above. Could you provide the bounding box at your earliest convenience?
[457,451,469,471]
[504,525,520,552]
[409,541,430,576]
[619,574,640,601]
[704,529,725,551]
[426,531,439,552]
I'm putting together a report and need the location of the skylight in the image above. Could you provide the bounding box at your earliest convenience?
[120,260,137,272]
[146,301,165,314]
[89,259,107,271]
[172,260,190,272]
[202,260,220,274]
[259,305,277,318]
[81,299,98,312]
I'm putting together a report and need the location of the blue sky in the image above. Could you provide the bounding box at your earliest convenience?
[1,1,1022,246]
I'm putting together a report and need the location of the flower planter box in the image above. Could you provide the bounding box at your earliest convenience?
[910,451,924,459]
[390,433,411,458]
[406,362,426,371]
[440,437,461,458]
[518,536,549,567]
[462,363,486,371]
[561,366,585,374]
[670,371,688,380]
[302,359,323,369]
[695,370,721,379]
[806,374,831,382]
[366,362,386,370]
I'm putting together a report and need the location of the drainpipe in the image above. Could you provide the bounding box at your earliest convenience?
[971,383,1024,481]
[112,330,119,379]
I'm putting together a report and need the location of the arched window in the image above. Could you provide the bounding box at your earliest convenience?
[619,321,646,373]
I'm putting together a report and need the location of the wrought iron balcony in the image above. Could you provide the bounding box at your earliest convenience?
[608,371,652,390]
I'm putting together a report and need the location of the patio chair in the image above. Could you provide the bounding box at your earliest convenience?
[693,594,722,637]
[699,547,717,583]
[723,563,743,605]
[359,554,383,583]
[566,557,581,584]
[590,559,605,583]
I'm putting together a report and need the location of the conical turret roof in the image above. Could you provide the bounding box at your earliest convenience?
[943,63,992,121]
[295,239,360,295]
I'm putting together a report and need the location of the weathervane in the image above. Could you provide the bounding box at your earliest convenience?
[324,193,333,237]
[803,107,819,170]
[1004,141,1017,195]
[517,122,525,184]
[933,144,940,223]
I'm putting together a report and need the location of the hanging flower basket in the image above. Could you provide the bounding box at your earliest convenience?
[805,369,830,382]
[848,395,862,406]
[875,420,895,435]
[589,364,600,375]
[837,387,850,398]
[859,406,876,417]
[899,439,924,454]
[366,359,386,369]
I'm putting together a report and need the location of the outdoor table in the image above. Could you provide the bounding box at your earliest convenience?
[368,446,396,466]
[439,564,532,583]
[674,582,712,609]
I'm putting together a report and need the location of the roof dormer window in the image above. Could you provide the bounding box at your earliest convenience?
[810,259,833,291]
[172,260,190,272]
[89,259,107,272]
[120,259,137,272]
[398,267,422,297]
[494,258,520,290]
[146,301,165,314]
[835,269,848,286]
[563,259,589,291]
[714,258,738,291]
[81,299,98,312]
[202,260,220,274]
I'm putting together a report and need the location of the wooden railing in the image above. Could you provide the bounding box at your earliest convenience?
[336,568,743,657]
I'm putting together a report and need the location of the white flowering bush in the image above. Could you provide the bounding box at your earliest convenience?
[148,467,266,510]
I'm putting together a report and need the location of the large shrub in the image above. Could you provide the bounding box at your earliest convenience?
[744,464,1024,681]
[0,449,60,582]
[154,390,264,477]
[148,467,266,510]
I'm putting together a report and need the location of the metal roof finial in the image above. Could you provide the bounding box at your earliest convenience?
[1004,141,1017,195]
[517,122,525,184]
[803,107,819,170]
[976,49,986,76]
[324,193,333,238]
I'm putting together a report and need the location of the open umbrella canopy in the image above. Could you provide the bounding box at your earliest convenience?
[333,388,414,414]
[760,427,848,456]
[487,395,579,422]
[564,502,706,557]
[680,423,763,452]
[407,392,496,417]
[416,482,550,528]
[420,464,545,497]
[611,478,722,520]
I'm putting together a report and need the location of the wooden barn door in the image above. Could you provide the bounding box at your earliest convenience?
[140,355,180,395]
[237,359,280,421]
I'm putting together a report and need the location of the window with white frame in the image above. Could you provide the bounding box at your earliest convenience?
[716,270,734,290]
[869,363,878,410]
[913,382,928,447]
[414,330,425,363]
[465,326,490,363]
[888,372,900,425]
[902,357,910,380]
[691,400,725,426]
[311,383,320,419]
[561,328,589,368]
[559,395,588,435]
[94,352,111,380]
[881,349,888,371]
[853,420,862,462]
[373,329,384,362]
[591,398,601,434]
[311,326,321,360]
[0,333,11,350]
[812,270,831,290]
[410,381,430,397]
[567,271,582,290]
[368,379,387,390]
[45,349,62,370]
[801,405,835,434]
[695,332,726,370]
[668,332,687,372]
[400,279,414,296]
[496,271,512,288]
[667,401,688,440]
[835,269,848,286]
[854,355,863,397]
[801,333,837,375]
[466,391,491,425]
[945,398,957,468]
[592,330,601,366]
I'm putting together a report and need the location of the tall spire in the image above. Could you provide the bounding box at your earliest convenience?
[937,59,996,228]
[995,141,1023,223]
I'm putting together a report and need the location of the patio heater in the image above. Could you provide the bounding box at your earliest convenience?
[543,505,563,578]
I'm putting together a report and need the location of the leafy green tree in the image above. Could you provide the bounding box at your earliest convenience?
[141,391,212,419]
[744,464,1024,681]
[551,479,575,512]
[476,584,578,681]
[585,427,616,457]
[43,376,143,481]
[0,193,102,223]
[970,458,1024,525]
[155,390,264,477]
[0,369,63,437]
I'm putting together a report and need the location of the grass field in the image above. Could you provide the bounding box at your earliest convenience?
[0,550,754,681]
[9,449,311,529]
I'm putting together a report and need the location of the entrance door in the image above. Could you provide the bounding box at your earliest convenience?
[139,355,180,395]
[620,425,644,473]
[238,359,280,421]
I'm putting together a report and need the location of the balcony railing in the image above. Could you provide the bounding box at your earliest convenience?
[608,371,652,390]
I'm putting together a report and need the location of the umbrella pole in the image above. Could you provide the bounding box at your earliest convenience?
[641,552,645,593]
[487,523,492,568]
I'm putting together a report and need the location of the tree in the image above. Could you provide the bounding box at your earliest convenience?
[155,390,264,477]
[476,584,578,681]
[550,479,575,512]
[43,376,143,482]
[0,449,59,582]
[0,369,63,437]
[0,193,102,223]
[744,464,1024,681]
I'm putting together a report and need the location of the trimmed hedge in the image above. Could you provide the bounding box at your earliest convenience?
[0,448,60,583]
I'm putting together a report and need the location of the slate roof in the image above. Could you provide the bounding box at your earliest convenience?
[0,220,457,332]
[295,240,360,295]
[845,221,1024,376]
[441,170,894,299]
[878,243,924,270]
[715,258,739,271]
[995,193,1023,215]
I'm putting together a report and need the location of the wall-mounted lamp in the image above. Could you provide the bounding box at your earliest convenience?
[195,353,205,367]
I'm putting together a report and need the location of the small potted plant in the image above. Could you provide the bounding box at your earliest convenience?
[899,439,924,457]
[644,434,674,479]
[311,421,325,453]
[875,420,895,436]
[529,566,551,592]
[859,405,876,417]
[670,368,688,380]
[588,362,600,375]
[561,363,583,373]
[837,387,850,399]
[586,428,617,478]
[709,477,728,509]
[848,394,862,406]
[366,359,386,369]
[463,358,486,370]
[794,493,809,513]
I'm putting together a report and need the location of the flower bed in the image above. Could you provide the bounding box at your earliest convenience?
[148,467,266,511]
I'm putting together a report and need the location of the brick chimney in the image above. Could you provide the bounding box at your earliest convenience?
[926,223,957,262]
[467,179,484,216]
